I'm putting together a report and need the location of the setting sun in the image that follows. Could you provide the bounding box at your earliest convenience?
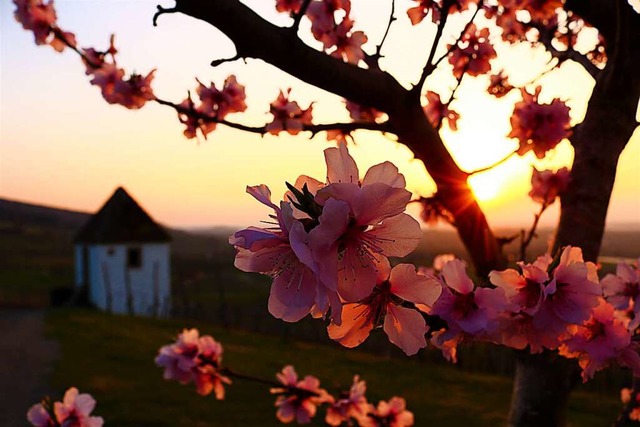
[469,173,501,202]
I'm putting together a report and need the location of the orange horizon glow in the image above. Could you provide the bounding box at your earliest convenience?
[0,1,638,231]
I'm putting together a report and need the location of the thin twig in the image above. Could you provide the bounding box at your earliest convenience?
[211,54,242,67]
[291,0,313,33]
[154,97,393,136]
[374,0,397,59]
[413,0,455,95]
[516,57,561,87]
[430,1,482,72]
[153,4,179,27]
[467,150,517,175]
[520,200,550,261]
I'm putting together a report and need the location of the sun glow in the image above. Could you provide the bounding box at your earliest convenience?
[468,173,501,202]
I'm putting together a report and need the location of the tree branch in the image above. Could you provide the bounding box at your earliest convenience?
[413,0,455,96]
[174,0,410,116]
[291,0,312,33]
[155,97,393,136]
[467,150,517,175]
[430,2,482,73]
[374,0,396,60]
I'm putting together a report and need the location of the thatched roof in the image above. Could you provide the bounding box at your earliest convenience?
[74,187,170,244]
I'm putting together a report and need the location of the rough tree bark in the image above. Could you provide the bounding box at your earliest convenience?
[508,2,640,425]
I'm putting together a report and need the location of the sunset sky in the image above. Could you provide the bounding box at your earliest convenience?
[1,0,638,231]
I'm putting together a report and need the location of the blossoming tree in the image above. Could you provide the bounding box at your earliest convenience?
[14,0,640,425]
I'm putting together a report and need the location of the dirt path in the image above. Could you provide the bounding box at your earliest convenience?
[0,309,59,427]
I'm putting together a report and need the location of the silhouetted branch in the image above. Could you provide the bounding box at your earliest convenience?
[210,54,243,67]
[467,150,517,175]
[374,0,397,60]
[155,97,393,136]
[291,0,313,33]
[153,4,179,27]
[520,199,550,261]
[413,0,455,95]
[430,2,482,72]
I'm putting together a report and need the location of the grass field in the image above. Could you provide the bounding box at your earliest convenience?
[46,309,622,426]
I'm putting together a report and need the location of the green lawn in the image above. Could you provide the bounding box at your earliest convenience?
[46,309,622,426]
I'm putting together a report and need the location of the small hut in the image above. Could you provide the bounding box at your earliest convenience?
[74,187,171,316]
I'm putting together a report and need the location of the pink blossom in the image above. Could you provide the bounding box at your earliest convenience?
[310,144,422,303]
[447,25,496,78]
[431,259,506,337]
[508,86,572,159]
[276,0,303,14]
[423,91,460,130]
[540,246,601,326]
[13,0,57,45]
[328,261,441,355]
[406,0,441,25]
[346,100,382,122]
[325,375,369,426]
[196,75,247,119]
[360,397,414,427]
[602,259,640,329]
[53,387,104,427]
[230,185,340,323]
[270,365,332,424]
[193,336,232,399]
[155,328,201,384]
[27,404,54,427]
[155,329,231,399]
[177,97,217,140]
[559,300,640,381]
[112,70,156,109]
[523,0,562,23]
[487,71,514,98]
[328,18,368,64]
[528,167,570,205]
[266,89,313,135]
[307,2,336,42]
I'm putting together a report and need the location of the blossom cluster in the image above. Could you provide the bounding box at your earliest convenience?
[178,76,248,139]
[13,0,155,110]
[27,387,103,427]
[230,144,435,355]
[155,328,231,398]
[509,86,572,159]
[231,148,640,381]
[155,331,414,425]
[275,0,367,64]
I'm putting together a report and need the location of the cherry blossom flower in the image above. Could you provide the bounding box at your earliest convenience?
[406,0,441,25]
[177,97,217,140]
[112,70,156,109]
[508,86,572,159]
[559,300,640,381]
[523,0,562,23]
[193,335,232,398]
[602,259,640,329]
[310,144,422,303]
[230,185,341,323]
[360,397,414,427]
[423,91,460,130]
[276,0,303,14]
[155,328,201,384]
[266,89,313,135]
[431,259,506,337]
[325,375,369,426]
[328,18,368,64]
[53,387,104,427]
[328,260,441,355]
[528,167,570,205]
[196,75,247,119]
[487,71,514,98]
[447,24,497,79]
[13,0,57,46]
[27,404,54,427]
[270,365,332,424]
[346,100,382,122]
[155,329,231,399]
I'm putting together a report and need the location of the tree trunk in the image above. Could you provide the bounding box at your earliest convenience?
[509,4,640,422]
[508,352,580,427]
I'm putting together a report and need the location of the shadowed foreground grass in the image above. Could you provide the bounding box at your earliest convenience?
[47,309,621,426]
